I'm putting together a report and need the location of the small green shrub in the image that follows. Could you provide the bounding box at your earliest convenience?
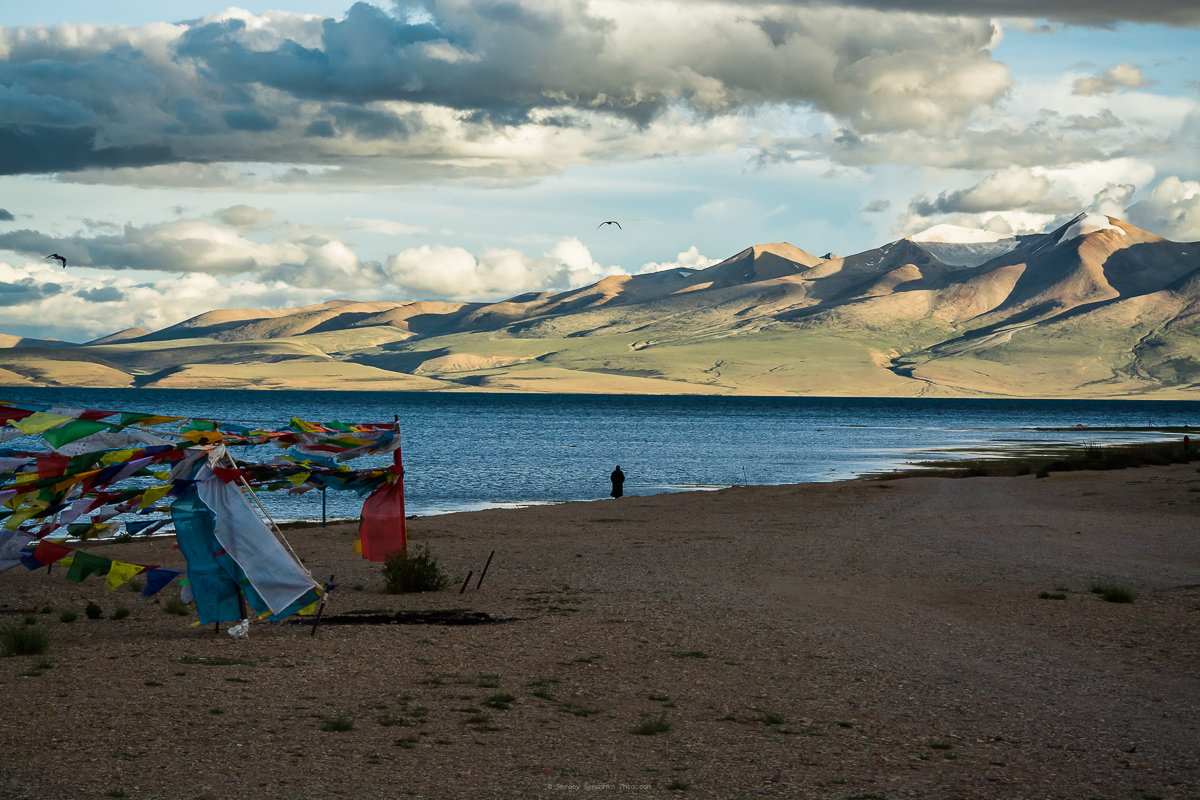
[322,712,356,731]
[1038,592,1067,600]
[59,610,78,624]
[382,544,450,594]
[1089,580,1137,603]
[22,615,37,626]
[85,601,103,620]
[127,578,145,593]
[162,597,190,616]
[485,693,516,710]
[2,623,51,656]
[633,714,673,735]
[110,607,131,621]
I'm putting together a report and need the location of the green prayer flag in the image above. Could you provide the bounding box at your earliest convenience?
[42,419,113,448]
[66,551,112,583]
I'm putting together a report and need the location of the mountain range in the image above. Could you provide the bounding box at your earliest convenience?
[2,213,1197,398]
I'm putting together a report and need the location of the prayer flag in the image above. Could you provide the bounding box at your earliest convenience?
[67,551,112,583]
[32,540,73,565]
[142,567,183,597]
[106,560,145,591]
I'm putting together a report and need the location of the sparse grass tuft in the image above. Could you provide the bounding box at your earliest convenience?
[1038,591,1067,600]
[85,601,102,620]
[163,597,190,616]
[321,711,355,731]
[485,693,516,710]
[633,713,673,735]
[1089,580,1137,603]
[110,607,131,621]
[382,544,450,594]
[2,623,50,656]
[671,650,709,659]
[59,610,77,624]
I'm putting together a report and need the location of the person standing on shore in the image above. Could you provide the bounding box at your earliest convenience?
[610,465,625,498]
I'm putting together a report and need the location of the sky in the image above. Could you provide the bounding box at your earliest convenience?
[0,0,1197,342]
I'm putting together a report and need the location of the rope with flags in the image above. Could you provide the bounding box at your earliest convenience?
[0,400,408,623]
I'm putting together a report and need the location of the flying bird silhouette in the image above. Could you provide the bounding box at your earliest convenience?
[596,220,621,229]
[45,253,67,268]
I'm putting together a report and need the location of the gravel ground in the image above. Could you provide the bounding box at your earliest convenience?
[2,465,1198,800]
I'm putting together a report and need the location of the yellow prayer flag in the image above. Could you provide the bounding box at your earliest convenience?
[105,561,144,591]
[353,537,362,554]
[138,484,173,509]
[100,448,136,466]
[297,599,321,616]
[11,412,73,435]
[4,506,39,530]
[285,471,310,487]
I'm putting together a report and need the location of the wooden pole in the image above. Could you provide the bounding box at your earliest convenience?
[476,550,495,590]
[459,570,473,594]
[311,575,333,636]
[321,487,327,528]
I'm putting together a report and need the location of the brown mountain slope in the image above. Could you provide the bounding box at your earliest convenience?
[1,214,1195,396]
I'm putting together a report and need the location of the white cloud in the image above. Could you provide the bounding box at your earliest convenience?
[1072,62,1153,96]
[1091,183,1136,218]
[382,237,621,299]
[636,246,720,273]
[214,205,276,229]
[1126,176,1200,240]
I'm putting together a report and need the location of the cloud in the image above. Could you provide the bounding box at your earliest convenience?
[861,199,891,213]
[382,236,622,299]
[0,279,64,307]
[1067,108,1122,130]
[0,3,1011,181]
[1126,176,1200,240]
[214,205,276,229]
[76,286,126,303]
[909,167,1075,216]
[636,246,719,274]
[764,1,1200,26]
[344,218,429,236]
[1072,62,1153,95]
[1091,183,1136,218]
[0,208,13,221]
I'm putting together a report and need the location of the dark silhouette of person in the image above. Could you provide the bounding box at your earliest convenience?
[610,465,625,498]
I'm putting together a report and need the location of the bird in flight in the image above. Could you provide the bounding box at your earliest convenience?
[45,253,67,268]
[596,220,621,229]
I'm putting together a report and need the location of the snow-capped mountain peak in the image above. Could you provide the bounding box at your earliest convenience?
[909,224,1012,244]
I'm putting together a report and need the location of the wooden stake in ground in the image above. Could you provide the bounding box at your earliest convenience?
[476,551,495,589]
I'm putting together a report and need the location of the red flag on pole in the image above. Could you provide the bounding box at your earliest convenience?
[358,443,406,561]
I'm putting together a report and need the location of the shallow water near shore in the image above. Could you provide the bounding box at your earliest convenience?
[7,388,1198,518]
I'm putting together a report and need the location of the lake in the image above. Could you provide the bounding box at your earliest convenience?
[6,388,1197,519]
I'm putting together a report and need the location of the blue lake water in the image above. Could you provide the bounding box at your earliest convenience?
[6,388,1198,520]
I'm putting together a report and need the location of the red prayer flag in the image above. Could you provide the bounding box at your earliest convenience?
[32,540,73,565]
[358,448,406,562]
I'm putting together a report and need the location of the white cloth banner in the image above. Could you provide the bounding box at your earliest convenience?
[195,464,316,614]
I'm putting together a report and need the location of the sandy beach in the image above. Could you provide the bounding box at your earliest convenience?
[2,464,1198,800]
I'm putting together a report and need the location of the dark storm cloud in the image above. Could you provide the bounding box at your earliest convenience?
[775,0,1199,27]
[0,125,175,176]
[0,209,14,221]
[76,286,126,303]
[0,281,64,306]
[0,2,1016,178]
